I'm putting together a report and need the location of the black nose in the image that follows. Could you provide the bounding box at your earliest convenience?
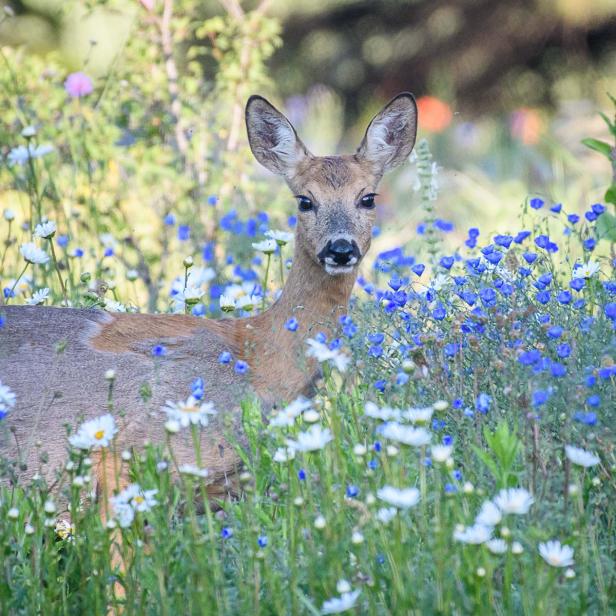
[327,238,355,265]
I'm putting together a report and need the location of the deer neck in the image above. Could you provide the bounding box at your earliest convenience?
[245,243,356,403]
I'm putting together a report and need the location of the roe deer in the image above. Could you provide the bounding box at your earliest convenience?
[0,92,417,507]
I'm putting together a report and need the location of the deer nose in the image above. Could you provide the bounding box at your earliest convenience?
[327,238,356,265]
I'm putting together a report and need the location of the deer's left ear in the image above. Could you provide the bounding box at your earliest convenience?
[356,92,418,174]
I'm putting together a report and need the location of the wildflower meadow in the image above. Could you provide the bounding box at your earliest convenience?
[1,3,615,615]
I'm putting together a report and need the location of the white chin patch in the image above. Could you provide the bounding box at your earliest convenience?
[325,264,354,275]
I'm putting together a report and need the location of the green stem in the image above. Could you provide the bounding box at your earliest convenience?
[261,254,271,312]
[5,262,29,304]
[49,239,68,304]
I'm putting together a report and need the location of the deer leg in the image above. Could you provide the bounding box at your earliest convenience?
[93,450,130,612]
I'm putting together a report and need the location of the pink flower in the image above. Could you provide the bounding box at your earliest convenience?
[64,72,93,98]
[140,0,155,10]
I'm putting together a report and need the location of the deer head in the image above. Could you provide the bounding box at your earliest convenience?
[245,93,418,276]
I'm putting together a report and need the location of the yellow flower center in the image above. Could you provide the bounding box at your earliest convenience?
[94,430,105,440]
[133,496,144,504]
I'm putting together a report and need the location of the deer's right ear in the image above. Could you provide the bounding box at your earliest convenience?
[245,95,310,177]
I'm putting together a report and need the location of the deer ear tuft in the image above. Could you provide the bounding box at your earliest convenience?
[356,92,418,174]
[245,95,310,177]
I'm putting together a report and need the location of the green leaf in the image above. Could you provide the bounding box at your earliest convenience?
[472,445,499,480]
[596,211,616,242]
[605,184,616,206]
[582,138,613,159]
[598,111,616,136]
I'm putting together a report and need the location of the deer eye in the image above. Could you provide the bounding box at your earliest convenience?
[360,193,377,209]
[296,195,314,212]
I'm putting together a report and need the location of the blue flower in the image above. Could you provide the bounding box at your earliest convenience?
[152,345,167,357]
[298,468,307,481]
[257,535,268,548]
[585,375,596,388]
[550,362,566,377]
[587,394,600,407]
[591,203,605,215]
[373,441,382,452]
[368,459,379,470]
[567,214,579,224]
[547,326,563,338]
[605,302,616,321]
[178,225,190,241]
[164,213,175,226]
[476,393,491,413]
[514,230,531,243]
[573,411,597,425]
[218,351,232,364]
[374,379,387,392]
[285,317,299,332]
[191,377,205,400]
[234,360,249,375]
[396,372,409,386]
[485,251,502,265]
[557,290,572,304]
[57,234,69,248]
[535,235,549,249]
[479,287,496,306]
[207,194,218,206]
[550,203,562,213]
[453,398,463,409]
[288,214,297,228]
[530,197,544,209]
[104,247,113,257]
[583,238,596,251]
[440,256,454,270]
[494,234,513,248]
[532,389,550,406]
[412,263,425,276]
[536,290,550,305]
[443,435,453,446]
[556,343,571,358]
[346,485,359,498]
[444,483,457,494]
[221,527,233,539]
[570,278,585,291]
[523,252,537,264]
[372,226,381,237]
[432,303,446,320]
[435,218,454,232]
[519,349,541,365]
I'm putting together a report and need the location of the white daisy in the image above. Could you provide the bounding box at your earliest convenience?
[252,239,277,254]
[431,444,453,463]
[273,446,296,463]
[162,396,217,428]
[270,397,313,428]
[404,406,434,423]
[176,286,204,306]
[376,485,420,509]
[69,414,118,450]
[178,464,210,478]
[286,424,333,453]
[219,294,236,312]
[494,488,534,515]
[453,524,493,544]
[379,422,431,447]
[305,339,350,373]
[573,261,600,279]
[475,500,502,527]
[235,295,257,312]
[26,288,50,305]
[321,589,361,614]
[265,229,293,245]
[565,445,600,468]
[104,299,127,313]
[364,401,401,422]
[20,242,49,265]
[538,540,575,567]
[376,507,398,524]
[486,539,508,554]
[34,220,56,239]
[110,484,158,528]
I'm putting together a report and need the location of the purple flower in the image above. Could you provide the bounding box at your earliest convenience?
[64,72,93,98]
